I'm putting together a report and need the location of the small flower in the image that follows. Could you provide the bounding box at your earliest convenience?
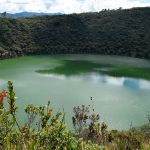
[1,90,7,97]
[0,90,7,104]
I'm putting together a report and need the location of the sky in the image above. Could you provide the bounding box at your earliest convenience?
[0,0,150,14]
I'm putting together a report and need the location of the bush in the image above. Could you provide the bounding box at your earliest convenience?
[0,81,149,149]
[0,81,100,149]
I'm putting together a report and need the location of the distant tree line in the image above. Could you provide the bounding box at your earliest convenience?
[0,7,150,59]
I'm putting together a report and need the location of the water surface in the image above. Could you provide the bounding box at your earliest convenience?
[0,55,150,130]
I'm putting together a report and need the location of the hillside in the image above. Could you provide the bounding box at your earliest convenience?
[0,7,150,59]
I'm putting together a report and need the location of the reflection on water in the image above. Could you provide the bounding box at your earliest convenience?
[0,55,150,130]
[37,73,150,90]
[123,78,150,90]
[0,79,6,86]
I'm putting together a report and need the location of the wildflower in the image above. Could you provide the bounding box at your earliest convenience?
[0,90,6,104]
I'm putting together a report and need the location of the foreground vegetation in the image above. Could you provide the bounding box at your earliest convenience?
[0,7,150,59]
[0,81,150,149]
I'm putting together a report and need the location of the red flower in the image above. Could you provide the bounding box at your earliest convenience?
[0,90,6,104]
[1,90,6,97]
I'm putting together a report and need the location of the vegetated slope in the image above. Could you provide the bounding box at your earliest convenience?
[0,7,150,59]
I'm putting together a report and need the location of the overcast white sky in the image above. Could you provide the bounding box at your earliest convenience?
[0,0,150,14]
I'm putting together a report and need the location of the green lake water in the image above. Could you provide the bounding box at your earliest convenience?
[0,54,150,130]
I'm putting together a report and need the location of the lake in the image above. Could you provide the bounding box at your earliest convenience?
[0,54,150,130]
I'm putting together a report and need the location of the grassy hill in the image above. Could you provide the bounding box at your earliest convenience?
[0,7,150,59]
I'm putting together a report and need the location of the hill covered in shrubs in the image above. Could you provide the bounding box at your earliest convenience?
[0,7,150,59]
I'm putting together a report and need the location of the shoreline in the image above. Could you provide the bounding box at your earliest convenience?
[1,51,150,60]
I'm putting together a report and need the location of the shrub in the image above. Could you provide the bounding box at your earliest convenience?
[0,81,101,149]
[0,81,149,149]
